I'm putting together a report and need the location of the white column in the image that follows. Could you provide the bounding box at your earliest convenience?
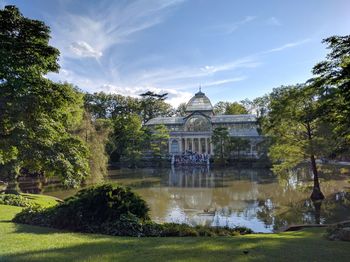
[185,137,188,151]
[178,138,182,153]
[199,138,202,153]
[205,137,208,154]
[191,138,194,152]
[168,139,171,154]
[210,138,214,155]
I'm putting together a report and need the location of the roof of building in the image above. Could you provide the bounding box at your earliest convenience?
[145,117,185,125]
[145,114,257,126]
[211,114,257,123]
[185,89,213,112]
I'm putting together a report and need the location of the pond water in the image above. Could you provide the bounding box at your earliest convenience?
[41,165,350,233]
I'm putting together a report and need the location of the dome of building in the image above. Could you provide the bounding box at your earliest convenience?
[185,89,213,112]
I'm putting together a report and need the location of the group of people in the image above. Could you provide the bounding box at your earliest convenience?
[171,150,210,165]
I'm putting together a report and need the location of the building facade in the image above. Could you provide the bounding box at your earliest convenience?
[145,90,262,156]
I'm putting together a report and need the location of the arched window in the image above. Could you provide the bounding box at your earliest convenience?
[185,115,211,132]
[170,140,179,153]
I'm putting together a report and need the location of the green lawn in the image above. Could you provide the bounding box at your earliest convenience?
[1,204,350,262]
[20,193,62,208]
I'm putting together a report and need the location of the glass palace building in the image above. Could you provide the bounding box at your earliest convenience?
[145,90,262,156]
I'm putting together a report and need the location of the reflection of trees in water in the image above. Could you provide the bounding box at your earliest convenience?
[256,191,350,231]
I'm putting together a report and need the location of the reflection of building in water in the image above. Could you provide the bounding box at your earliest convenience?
[168,166,217,188]
[145,89,262,156]
[161,166,271,230]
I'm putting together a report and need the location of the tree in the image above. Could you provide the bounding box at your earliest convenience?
[146,125,169,161]
[213,101,248,115]
[212,127,230,164]
[108,114,144,164]
[0,6,89,190]
[264,84,330,200]
[241,96,270,119]
[225,102,248,115]
[140,91,174,123]
[84,92,140,119]
[176,102,187,116]
[76,112,112,183]
[228,137,250,158]
[312,35,350,146]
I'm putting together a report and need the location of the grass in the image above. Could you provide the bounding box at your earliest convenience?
[19,193,61,208]
[1,204,350,261]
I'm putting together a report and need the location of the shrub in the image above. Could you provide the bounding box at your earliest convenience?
[0,194,38,208]
[14,184,149,233]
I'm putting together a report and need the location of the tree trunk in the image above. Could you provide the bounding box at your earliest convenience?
[306,122,325,201]
[310,154,325,200]
[312,199,322,224]
[4,172,20,195]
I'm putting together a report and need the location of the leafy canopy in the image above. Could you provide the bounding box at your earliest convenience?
[0,6,89,187]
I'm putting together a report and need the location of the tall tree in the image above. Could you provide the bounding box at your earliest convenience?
[76,112,111,183]
[146,125,169,161]
[312,35,350,146]
[0,6,89,189]
[108,114,144,163]
[228,137,251,158]
[84,92,140,119]
[140,91,174,123]
[264,84,330,200]
[176,102,187,116]
[213,101,248,115]
[212,127,230,164]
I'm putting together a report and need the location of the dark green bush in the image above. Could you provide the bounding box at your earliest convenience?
[14,184,149,232]
[13,183,253,237]
[0,194,38,208]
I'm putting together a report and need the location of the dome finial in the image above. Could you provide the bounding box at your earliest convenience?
[199,85,201,92]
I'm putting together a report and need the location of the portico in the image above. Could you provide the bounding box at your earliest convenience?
[170,135,213,155]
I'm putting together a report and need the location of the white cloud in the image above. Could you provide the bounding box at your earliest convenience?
[99,84,192,107]
[51,0,185,59]
[202,77,246,87]
[200,57,261,74]
[70,41,102,58]
[262,38,311,53]
[206,16,256,35]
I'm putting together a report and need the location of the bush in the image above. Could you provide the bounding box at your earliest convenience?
[0,194,38,208]
[14,184,149,233]
[13,183,253,237]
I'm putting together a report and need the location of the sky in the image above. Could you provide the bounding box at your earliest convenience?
[1,0,349,107]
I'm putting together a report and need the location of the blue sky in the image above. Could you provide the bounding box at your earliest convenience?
[2,0,349,107]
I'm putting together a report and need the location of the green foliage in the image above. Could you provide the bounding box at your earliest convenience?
[312,35,350,145]
[84,92,141,119]
[76,112,111,182]
[176,102,187,116]
[0,6,89,187]
[0,194,38,208]
[14,184,150,233]
[108,114,144,164]
[263,85,330,173]
[213,101,248,115]
[212,127,230,163]
[228,137,251,158]
[140,91,174,124]
[84,92,174,164]
[147,125,170,160]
